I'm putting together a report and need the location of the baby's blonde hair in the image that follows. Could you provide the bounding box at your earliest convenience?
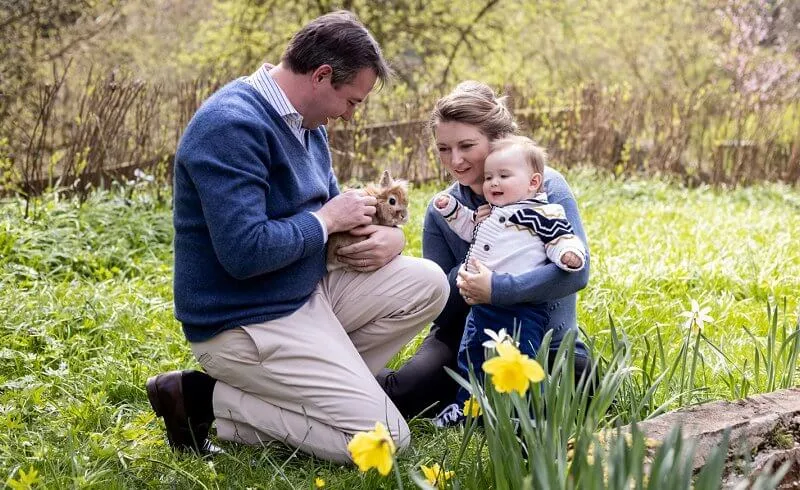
[489,135,547,174]
[430,81,518,140]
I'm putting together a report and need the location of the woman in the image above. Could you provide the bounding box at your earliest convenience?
[378,81,592,418]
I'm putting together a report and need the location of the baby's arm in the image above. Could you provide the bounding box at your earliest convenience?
[560,250,583,269]
[548,238,585,271]
[432,192,477,243]
[529,203,586,272]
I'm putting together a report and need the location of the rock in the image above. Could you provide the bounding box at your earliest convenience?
[625,388,800,487]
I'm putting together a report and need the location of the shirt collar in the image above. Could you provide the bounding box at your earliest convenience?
[520,192,549,205]
[246,64,304,123]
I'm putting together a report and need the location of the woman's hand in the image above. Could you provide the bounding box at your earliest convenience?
[335,225,405,272]
[457,258,492,305]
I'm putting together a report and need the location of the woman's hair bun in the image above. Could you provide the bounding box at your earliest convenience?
[454,81,497,102]
[430,80,518,140]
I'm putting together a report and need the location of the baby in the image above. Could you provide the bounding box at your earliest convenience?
[432,135,586,426]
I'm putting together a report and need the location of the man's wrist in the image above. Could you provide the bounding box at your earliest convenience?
[310,212,328,243]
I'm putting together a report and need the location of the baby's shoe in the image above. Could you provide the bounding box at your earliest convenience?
[433,403,465,428]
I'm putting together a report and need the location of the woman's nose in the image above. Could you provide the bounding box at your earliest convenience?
[451,150,463,164]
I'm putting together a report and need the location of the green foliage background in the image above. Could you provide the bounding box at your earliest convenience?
[127,0,793,99]
[2,0,798,197]
[19,0,797,109]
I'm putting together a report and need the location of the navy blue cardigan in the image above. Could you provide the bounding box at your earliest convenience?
[173,80,338,342]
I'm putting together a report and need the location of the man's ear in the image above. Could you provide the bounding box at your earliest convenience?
[311,65,333,85]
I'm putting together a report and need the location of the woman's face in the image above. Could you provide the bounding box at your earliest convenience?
[435,121,491,190]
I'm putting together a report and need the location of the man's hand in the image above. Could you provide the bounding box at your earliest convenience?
[457,258,492,305]
[561,251,583,269]
[335,225,405,272]
[475,204,492,223]
[317,190,376,234]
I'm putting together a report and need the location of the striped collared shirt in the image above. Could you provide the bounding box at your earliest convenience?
[244,64,328,242]
[245,64,308,146]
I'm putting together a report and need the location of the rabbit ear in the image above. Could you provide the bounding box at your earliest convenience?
[380,169,392,187]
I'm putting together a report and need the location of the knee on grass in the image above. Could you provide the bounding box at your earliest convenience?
[400,257,450,310]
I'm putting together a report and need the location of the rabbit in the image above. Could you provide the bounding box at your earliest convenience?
[326,169,409,271]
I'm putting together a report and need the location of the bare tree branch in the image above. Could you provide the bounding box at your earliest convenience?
[439,0,501,90]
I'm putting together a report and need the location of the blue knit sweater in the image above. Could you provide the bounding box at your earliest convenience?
[173,80,338,342]
[422,167,590,350]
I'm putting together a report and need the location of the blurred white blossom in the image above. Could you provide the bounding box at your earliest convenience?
[482,328,518,350]
[133,168,154,182]
[680,299,714,333]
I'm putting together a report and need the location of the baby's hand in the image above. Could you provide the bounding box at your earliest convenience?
[561,251,583,269]
[475,204,492,223]
[434,194,452,209]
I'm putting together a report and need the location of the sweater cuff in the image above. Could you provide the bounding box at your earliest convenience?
[490,272,515,306]
[297,212,326,256]
[310,212,328,243]
[433,193,459,218]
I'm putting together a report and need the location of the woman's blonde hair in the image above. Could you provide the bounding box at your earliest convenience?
[430,81,518,140]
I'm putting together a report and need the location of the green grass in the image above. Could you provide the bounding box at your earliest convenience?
[1,170,798,488]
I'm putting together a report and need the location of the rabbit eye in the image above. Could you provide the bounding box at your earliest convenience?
[388,197,397,205]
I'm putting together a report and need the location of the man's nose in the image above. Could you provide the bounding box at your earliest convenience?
[341,107,356,122]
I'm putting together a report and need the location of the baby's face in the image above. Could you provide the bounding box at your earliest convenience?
[482,147,541,206]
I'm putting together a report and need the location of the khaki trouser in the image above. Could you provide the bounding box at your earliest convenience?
[190,256,449,463]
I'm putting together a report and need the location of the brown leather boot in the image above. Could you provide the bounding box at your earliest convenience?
[146,370,220,455]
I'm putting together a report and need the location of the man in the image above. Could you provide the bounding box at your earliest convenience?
[146,11,448,462]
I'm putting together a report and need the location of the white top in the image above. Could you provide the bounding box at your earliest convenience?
[435,192,586,274]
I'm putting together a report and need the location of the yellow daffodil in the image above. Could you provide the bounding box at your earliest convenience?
[463,396,482,418]
[347,422,396,476]
[421,463,454,489]
[482,342,545,395]
[679,299,714,332]
[314,477,325,488]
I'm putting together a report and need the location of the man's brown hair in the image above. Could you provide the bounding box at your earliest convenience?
[282,11,392,87]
